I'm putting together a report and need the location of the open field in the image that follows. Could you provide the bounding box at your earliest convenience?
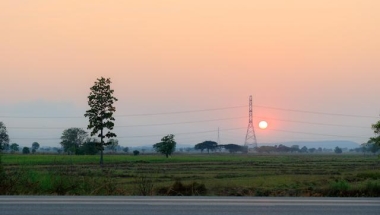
[1,154,380,196]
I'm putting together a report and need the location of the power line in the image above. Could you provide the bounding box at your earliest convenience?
[253,116,370,129]
[7,116,247,129]
[116,105,248,117]
[118,127,245,139]
[117,116,246,127]
[10,127,369,140]
[0,105,248,119]
[254,105,379,119]
[11,137,60,140]
[9,127,243,140]
[0,115,84,119]
[7,114,371,130]
[2,104,379,119]
[268,128,369,139]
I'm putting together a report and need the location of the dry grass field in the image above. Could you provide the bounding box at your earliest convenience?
[1,153,379,196]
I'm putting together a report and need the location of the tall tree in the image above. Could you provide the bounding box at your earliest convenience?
[0,122,10,152]
[153,134,176,158]
[60,128,88,155]
[84,77,118,165]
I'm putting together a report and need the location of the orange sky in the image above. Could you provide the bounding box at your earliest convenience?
[1,0,379,147]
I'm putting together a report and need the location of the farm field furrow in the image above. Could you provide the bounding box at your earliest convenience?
[1,154,379,196]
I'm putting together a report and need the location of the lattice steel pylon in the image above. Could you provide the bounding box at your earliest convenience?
[244,95,258,149]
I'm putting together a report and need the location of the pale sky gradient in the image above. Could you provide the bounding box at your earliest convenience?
[1,0,379,148]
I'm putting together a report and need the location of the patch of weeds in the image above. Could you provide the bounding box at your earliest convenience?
[157,179,207,196]
[363,180,380,197]
[254,188,271,196]
[357,172,380,180]
[328,180,350,196]
[133,174,154,196]
[46,165,82,195]
[89,169,126,195]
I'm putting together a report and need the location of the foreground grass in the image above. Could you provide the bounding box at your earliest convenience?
[1,153,379,196]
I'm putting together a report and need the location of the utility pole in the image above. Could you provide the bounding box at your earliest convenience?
[217,127,221,145]
[244,95,258,149]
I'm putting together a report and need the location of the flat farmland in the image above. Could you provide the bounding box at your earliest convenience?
[1,154,379,196]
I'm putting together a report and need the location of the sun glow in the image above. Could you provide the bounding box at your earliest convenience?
[259,121,268,129]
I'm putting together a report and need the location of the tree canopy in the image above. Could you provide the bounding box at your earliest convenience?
[22,147,30,154]
[10,143,19,153]
[364,140,380,154]
[123,147,129,153]
[84,77,118,165]
[369,120,380,147]
[194,141,218,153]
[363,120,380,155]
[0,122,9,152]
[153,134,176,158]
[106,139,119,153]
[334,146,343,154]
[78,138,100,155]
[60,128,88,155]
[221,144,247,153]
[372,121,380,135]
[32,142,40,153]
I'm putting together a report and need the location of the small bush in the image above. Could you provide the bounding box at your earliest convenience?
[157,179,207,196]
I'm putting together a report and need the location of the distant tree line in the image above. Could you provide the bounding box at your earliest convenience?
[1,111,380,160]
[59,127,125,155]
[350,142,380,155]
[256,145,326,154]
[194,141,248,153]
[192,141,351,155]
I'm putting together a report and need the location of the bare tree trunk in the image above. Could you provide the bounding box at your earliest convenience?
[100,128,104,165]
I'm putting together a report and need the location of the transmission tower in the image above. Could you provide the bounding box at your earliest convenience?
[244,95,258,149]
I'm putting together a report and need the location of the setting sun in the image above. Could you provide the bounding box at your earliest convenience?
[259,121,268,129]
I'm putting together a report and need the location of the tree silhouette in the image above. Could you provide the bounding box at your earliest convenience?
[31,142,40,153]
[194,141,218,153]
[334,146,343,154]
[22,147,30,154]
[60,128,88,155]
[84,77,118,165]
[153,134,176,158]
[370,120,380,147]
[10,143,19,153]
[0,122,9,152]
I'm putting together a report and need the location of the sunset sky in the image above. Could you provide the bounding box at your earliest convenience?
[1,0,379,148]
